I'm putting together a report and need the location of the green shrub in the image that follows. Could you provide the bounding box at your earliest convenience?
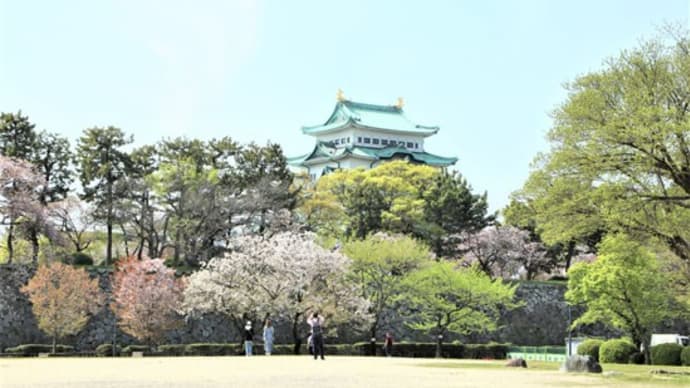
[184,343,238,356]
[577,339,603,361]
[681,346,690,366]
[62,252,94,266]
[101,342,509,358]
[350,342,508,359]
[599,339,636,363]
[650,343,683,366]
[95,344,120,357]
[158,344,186,356]
[121,345,151,356]
[628,351,645,364]
[5,344,74,355]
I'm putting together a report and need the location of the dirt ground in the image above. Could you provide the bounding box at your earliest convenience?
[0,356,678,388]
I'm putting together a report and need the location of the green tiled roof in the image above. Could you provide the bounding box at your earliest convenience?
[302,100,440,136]
[288,143,457,168]
[354,146,457,166]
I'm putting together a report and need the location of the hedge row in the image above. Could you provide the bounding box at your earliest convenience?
[5,344,74,356]
[92,342,508,358]
[577,337,690,366]
[650,343,683,366]
[681,346,690,366]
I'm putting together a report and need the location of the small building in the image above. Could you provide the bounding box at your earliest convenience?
[288,92,457,179]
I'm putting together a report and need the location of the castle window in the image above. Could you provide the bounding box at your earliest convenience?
[346,137,351,143]
[372,138,380,145]
[334,139,340,145]
[382,139,389,145]
[341,137,346,144]
[364,137,371,144]
[415,143,419,149]
[398,140,405,146]
[407,142,413,148]
[357,137,362,143]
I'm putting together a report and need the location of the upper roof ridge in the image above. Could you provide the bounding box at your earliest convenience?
[342,100,402,113]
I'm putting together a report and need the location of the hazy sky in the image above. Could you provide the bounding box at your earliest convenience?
[1,0,688,213]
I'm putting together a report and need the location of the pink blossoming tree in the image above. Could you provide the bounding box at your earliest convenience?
[111,256,185,347]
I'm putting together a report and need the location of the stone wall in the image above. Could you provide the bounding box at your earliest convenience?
[1,265,688,351]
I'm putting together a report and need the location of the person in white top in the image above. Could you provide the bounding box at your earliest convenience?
[263,319,274,356]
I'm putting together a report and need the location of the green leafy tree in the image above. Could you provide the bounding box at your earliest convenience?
[514,28,690,262]
[76,126,133,265]
[234,142,298,234]
[307,161,492,255]
[422,171,494,258]
[313,161,436,239]
[343,234,432,350]
[565,234,677,363]
[111,145,161,259]
[19,131,73,260]
[32,131,72,205]
[398,261,518,357]
[0,111,37,158]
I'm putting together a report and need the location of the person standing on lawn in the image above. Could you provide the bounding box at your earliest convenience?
[244,321,254,356]
[307,311,325,360]
[263,319,274,356]
[384,332,394,357]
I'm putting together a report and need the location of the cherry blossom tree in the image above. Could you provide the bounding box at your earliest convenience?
[111,256,185,347]
[183,232,370,353]
[0,155,59,263]
[21,262,103,353]
[461,226,554,280]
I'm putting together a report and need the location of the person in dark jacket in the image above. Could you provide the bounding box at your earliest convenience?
[244,321,254,356]
[384,332,394,357]
[307,311,325,360]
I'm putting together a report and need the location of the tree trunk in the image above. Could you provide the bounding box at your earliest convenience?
[564,240,576,272]
[52,335,57,354]
[6,222,14,264]
[641,338,651,365]
[30,229,39,265]
[369,324,378,356]
[106,220,113,266]
[120,223,130,257]
[435,334,443,358]
[173,230,181,266]
[292,312,302,355]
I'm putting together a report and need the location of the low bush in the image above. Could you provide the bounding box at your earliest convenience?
[95,344,120,357]
[157,344,186,356]
[628,351,645,364]
[61,252,94,266]
[350,342,508,359]
[650,343,683,366]
[681,346,690,366]
[599,339,636,364]
[184,343,238,356]
[135,342,508,358]
[121,345,151,356]
[5,344,74,356]
[577,339,603,362]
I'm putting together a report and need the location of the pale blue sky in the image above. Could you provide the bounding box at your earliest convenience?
[1,0,688,213]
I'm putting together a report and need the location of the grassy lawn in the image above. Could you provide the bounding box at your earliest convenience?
[423,359,690,387]
[0,356,688,388]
